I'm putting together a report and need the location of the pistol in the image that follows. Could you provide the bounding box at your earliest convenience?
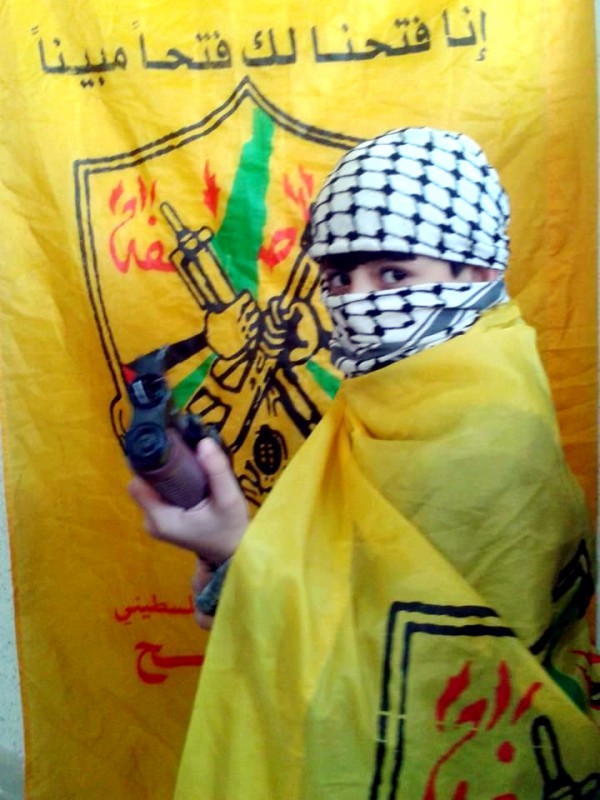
[124,348,218,509]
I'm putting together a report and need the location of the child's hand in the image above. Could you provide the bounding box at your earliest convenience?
[128,437,248,565]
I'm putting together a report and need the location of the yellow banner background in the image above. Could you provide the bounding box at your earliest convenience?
[0,1,596,797]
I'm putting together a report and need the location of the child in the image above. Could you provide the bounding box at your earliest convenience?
[130,127,600,798]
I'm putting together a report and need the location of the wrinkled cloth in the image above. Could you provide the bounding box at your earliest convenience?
[323,278,509,376]
[304,127,511,272]
[176,302,600,800]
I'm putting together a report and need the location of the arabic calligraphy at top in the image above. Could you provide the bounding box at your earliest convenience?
[36,10,488,77]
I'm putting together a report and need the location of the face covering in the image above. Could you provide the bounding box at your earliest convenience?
[322,279,509,378]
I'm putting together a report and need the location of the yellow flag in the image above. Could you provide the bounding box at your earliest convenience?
[178,303,600,798]
[0,0,596,797]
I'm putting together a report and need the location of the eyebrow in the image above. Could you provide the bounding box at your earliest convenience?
[319,252,417,272]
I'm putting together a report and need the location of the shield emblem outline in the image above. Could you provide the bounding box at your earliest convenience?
[74,77,358,503]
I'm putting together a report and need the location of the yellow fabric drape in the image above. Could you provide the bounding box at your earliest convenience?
[0,0,596,797]
[178,303,599,798]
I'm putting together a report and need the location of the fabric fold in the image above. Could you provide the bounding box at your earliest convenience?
[176,302,599,799]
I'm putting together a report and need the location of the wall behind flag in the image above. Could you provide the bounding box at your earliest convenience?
[0,1,596,798]
[0,427,24,800]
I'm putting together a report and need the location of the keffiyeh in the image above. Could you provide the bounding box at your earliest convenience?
[304,127,511,272]
[323,279,509,376]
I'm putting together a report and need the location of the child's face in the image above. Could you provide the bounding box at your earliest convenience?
[319,254,493,296]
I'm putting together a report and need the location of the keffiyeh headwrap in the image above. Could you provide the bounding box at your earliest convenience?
[303,127,512,376]
[305,127,510,269]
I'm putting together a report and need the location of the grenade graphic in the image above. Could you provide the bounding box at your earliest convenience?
[253,425,287,476]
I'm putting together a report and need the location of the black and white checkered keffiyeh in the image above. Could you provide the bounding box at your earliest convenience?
[323,279,509,377]
[302,127,512,375]
[304,127,510,272]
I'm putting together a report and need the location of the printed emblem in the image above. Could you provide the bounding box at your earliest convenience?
[75,78,356,504]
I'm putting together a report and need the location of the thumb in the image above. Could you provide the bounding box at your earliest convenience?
[196,437,243,511]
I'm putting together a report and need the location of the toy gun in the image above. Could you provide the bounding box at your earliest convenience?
[124,348,219,508]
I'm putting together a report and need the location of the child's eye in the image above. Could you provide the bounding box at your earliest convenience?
[380,268,408,285]
[323,271,351,293]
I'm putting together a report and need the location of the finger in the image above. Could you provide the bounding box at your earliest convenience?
[238,291,258,317]
[194,609,214,630]
[128,478,189,534]
[128,477,164,510]
[196,438,245,512]
[262,316,287,351]
[263,312,283,337]
[246,312,260,336]
[266,297,283,326]
[130,478,195,545]
[241,300,261,330]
